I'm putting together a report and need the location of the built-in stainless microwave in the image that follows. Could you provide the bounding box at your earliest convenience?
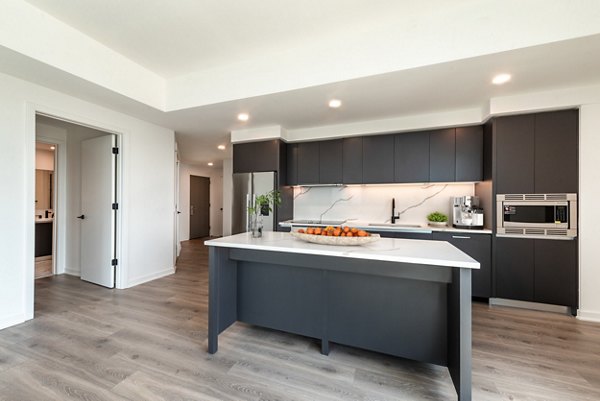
[496,194,577,239]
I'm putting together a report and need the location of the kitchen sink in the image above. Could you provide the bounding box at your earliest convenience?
[368,223,423,228]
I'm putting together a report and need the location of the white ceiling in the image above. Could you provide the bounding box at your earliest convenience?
[4,1,600,168]
[23,0,415,78]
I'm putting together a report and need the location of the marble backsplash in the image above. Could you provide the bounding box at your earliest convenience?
[293,183,475,224]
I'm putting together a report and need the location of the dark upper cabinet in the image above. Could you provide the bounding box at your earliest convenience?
[233,140,281,173]
[534,239,578,308]
[319,139,343,184]
[455,126,483,182]
[394,132,429,183]
[534,110,578,194]
[429,129,456,182]
[433,232,491,298]
[342,137,363,184]
[297,142,320,185]
[362,135,395,183]
[494,115,535,194]
[286,143,298,186]
[495,237,535,301]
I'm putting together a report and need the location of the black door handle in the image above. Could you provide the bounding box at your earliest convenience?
[177,211,181,214]
[77,215,85,220]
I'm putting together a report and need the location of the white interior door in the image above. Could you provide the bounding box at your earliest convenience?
[80,135,116,288]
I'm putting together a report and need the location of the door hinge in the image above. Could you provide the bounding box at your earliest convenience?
[112,147,119,155]
[112,203,119,210]
[111,259,118,266]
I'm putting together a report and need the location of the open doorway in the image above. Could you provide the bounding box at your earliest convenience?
[34,141,56,279]
[34,114,120,290]
[189,175,210,239]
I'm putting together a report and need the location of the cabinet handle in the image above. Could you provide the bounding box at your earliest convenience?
[452,235,471,239]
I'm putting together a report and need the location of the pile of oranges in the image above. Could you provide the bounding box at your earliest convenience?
[297,226,369,237]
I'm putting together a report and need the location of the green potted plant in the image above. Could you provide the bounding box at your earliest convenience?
[247,190,282,238]
[427,211,448,227]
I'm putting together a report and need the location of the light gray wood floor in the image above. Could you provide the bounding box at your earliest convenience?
[1,239,600,400]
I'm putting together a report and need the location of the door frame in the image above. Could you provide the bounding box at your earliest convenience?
[25,102,126,320]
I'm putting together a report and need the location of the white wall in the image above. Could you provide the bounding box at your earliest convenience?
[578,104,600,322]
[35,149,54,170]
[294,184,475,226]
[178,164,223,241]
[0,71,175,331]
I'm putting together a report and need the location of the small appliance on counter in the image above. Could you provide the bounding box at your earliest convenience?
[452,196,484,229]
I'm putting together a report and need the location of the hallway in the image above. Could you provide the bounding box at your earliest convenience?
[0,239,599,400]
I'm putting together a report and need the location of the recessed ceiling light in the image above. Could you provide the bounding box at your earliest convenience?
[207,162,214,166]
[237,113,249,121]
[217,145,226,150]
[50,146,55,150]
[492,73,511,85]
[328,99,342,108]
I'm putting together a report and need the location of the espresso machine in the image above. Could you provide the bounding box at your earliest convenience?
[452,196,484,229]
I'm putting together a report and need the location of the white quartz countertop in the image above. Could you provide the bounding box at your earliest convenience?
[205,232,479,269]
[279,220,492,235]
[35,218,54,224]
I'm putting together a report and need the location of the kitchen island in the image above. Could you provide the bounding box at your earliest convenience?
[205,232,479,401]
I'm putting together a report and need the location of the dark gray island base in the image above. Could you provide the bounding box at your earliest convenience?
[206,233,476,401]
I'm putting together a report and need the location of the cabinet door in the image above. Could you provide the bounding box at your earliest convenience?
[286,143,298,186]
[35,222,53,257]
[373,231,433,240]
[495,237,534,301]
[534,239,578,308]
[233,140,281,173]
[534,110,578,194]
[319,139,343,184]
[297,142,320,185]
[362,135,395,183]
[455,126,483,182]
[494,115,535,194]
[394,132,429,183]
[433,232,491,298]
[429,129,456,182]
[342,137,363,184]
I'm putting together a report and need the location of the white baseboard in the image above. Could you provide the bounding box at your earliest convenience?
[489,298,571,315]
[0,313,27,331]
[576,309,600,323]
[64,267,80,276]
[125,267,175,288]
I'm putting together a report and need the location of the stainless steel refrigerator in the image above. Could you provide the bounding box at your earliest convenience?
[232,172,277,234]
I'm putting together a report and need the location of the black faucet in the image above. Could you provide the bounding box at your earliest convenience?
[391,198,400,224]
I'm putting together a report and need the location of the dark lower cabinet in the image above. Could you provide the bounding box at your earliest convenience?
[362,135,395,183]
[534,239,578,308]
[373,230,433,240]
[35,222,53,257]
[429,129,456,182]
[495,236,578,308]
[433,232,491,298]
[495,237,535,302]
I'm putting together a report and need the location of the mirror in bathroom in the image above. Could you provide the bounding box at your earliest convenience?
[35,169,53,210]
